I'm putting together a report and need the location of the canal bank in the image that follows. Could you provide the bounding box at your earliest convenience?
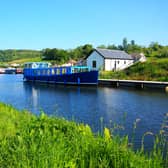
[0,102,166,168]
[98,79,168,91]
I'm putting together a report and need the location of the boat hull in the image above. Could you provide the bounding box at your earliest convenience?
[24,70,98,85]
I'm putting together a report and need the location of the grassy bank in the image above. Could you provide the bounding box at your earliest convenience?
[8,57,42,64]
[0,103,167,168]
[99,58,168,81]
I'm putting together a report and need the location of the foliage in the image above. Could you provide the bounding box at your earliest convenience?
[42,44,93,63]
[97,38,143,53]
[0,103,167,168]
[98,38,168,58]
[42,48,69,64]
[0,44,93,66]
[0,50,42,62]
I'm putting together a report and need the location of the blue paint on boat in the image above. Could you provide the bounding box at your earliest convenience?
[23,62,98,85]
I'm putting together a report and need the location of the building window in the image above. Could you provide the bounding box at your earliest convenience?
[118,61,120,64]
[124,60,126,64]
[92,60,97,68]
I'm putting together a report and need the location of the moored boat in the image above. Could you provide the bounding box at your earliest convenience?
[16,68,23,74]
[0,68,5,74]
[23,62,98,85]
[5,68,16,74]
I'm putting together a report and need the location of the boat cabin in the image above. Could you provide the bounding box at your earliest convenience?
[24,62,91,76]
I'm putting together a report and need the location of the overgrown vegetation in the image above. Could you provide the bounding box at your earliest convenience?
[0,102,167,167]
[99,58,168,81]
[0,50,42,62]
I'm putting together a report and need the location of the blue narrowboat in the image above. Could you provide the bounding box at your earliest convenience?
[23,62,98,85]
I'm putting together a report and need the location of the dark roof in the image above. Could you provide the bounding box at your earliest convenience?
[131,53,145,59]
[95,48,133,60]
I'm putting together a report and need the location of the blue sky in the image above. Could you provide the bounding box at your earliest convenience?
[0,0,167,49]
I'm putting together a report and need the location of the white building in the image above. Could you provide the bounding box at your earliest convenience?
[86,48,134,71]
[131,53,147,63]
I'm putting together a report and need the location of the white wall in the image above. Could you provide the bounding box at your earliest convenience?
[86,51,104,70]
[104,59,134,71]
[86,51,134,71]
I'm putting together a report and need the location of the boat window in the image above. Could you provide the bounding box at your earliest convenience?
[74,68,78,73]
[56,69,60,75]
[37,70,40,75]
[71,67,89,73]
[42,70,46,75]
[51,69,55,75]
[81,68,88,72]
[33,70,37,75]
[62,68,67,74]
[47,69,50,75]
[27,64,31,68]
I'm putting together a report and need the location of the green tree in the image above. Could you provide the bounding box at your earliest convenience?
[149,42,162,51]
[122,37,128,51]
[97,45,106,49]
[107,44,118,50]
[131,40,135,46]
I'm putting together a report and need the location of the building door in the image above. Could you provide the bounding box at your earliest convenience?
[114,61,116,71]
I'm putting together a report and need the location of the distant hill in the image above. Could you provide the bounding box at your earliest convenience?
[0,50,42,62]
[0,44,93,66]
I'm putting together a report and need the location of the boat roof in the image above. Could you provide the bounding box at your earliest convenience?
[24,62,50,64]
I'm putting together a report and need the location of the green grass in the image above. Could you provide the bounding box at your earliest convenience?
[0,102,167,168]
[8,57,42,64]
[0,57,42,68]
[99,58,168,81]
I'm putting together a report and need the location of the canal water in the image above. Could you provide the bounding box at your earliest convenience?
[0,74,168,150]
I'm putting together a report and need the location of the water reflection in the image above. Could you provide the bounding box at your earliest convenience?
[32,87,38,110]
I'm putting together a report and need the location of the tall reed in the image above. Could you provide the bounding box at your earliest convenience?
[0,103,167,168]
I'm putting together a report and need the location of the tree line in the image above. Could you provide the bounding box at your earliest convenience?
[42,44,93,64]
[97,38,168,58]
[0,39,168,64]
[42,38,168,64]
